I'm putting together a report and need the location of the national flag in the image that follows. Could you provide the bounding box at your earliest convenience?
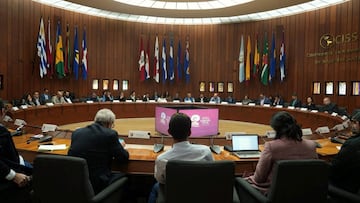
[153,35,160,83]
[169,39,175,81]
[64,24,71,74]
[37,17,47,78]
[73,27,79,80]
[239,35,245,83]
[252,34,260,79]
[145,39,150,80]
[269,32,276,83]
[245,35,251,82]
[161,38,167,82]
[55,21,65,79]
[177,40,182,81]
[260,33,269,85]
[45,17,53,78]
[138,37,145,81]
[81,29,88,80]
[184,40,190,83]
[280,31,286,81]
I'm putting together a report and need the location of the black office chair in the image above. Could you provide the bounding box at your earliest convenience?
[235,159,329,203]
[328,183,360,203]
[156,160,239,203]
[32,155,128,203]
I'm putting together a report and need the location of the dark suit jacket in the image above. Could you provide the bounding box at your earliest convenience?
[330,134,360,193]
[0,125,32,186]
[320,103,339,114]
[68,122,129,194]
[289,99,302,108]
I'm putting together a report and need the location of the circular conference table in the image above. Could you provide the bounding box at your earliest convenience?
[10,102,344,175]
[9,102,343,131]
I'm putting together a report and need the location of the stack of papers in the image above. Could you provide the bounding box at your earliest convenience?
[38,144,67,151]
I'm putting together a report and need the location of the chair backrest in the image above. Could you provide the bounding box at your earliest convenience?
[165,160,235,203]
[33,155,95,203]
[268,159,329,203]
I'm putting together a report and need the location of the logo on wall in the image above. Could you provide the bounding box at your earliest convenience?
[320,34,334,48]
[320,32,358,49]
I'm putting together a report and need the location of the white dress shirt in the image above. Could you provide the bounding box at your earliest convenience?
[154,141,214,184]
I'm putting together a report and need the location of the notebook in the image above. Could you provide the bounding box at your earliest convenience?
[224,134,261,158]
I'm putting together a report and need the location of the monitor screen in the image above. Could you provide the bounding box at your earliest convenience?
[155,106,177,136]
[179,108,219,137]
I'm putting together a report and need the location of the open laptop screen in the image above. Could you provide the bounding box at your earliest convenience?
[232,134,259,151]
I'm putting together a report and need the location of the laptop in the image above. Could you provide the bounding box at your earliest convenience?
[224,134,261,158]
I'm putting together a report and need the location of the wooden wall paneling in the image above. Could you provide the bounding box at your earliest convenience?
[2,0,360,112]
[0,0,8,99]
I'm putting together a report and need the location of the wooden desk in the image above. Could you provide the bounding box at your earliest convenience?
[13,134,341,175]
[8,103,343,134]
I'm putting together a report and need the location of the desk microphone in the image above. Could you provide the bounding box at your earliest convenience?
[209,132,221,154]
[153,134,164,153]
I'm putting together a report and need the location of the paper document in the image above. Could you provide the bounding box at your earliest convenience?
[38,144,67,151]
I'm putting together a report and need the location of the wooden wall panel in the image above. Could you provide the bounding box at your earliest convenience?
[0,0,359,112]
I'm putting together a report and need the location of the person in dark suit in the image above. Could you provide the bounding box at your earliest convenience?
[0,100,32,203]
[330,112,360,193]
[68,108,129,194]
[195,93,208,103]
[303,96,317,111]
[272,95,284,106]
[289,93,302,108]
[40,88,51,104]
[320,97,339,114]
[258,93,271,106]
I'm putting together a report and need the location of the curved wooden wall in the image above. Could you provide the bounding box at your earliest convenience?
[0,0,359,111]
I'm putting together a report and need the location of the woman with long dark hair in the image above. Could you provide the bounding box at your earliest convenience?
[245,111,318,194]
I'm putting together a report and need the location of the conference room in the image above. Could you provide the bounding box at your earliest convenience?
[1,0,360,203]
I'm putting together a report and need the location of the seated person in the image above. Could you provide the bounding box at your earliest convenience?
[128,91,136,102]
[119,92,126,102]
[68,109,129,194]
[244,111,318,194]
[320,97,339,114]
[289,93,302,108]
[272,95,284,106]
[303,96,317,111]
[142,93,150,102]
[63,91,72,103]
[32,91,41,106]
[258,93,271,106]
[172,92,181,102]
[22,94,35,106]
[195,93,208,103]
[40,88,51,104]
[330,112,360,193]
[209,93,221,103]
[148,113,214,202]
[89,92,100,102]
[225,95,236,104]
[241,95,252,105]
[102,90,114,102]
[151,91,159,102]
[183,93,195,103]
[0,100,32,202]
[52,91,66,104]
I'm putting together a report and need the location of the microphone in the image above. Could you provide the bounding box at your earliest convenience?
[209,132,221,154]
[153,134,165,153]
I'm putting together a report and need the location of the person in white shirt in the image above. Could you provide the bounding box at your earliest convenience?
[148,113,214,203]
[183,93,195,103]
[209,93,221,103]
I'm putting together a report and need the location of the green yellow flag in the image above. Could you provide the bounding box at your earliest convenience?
[260,33,269,85]
[55,21,65,79]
